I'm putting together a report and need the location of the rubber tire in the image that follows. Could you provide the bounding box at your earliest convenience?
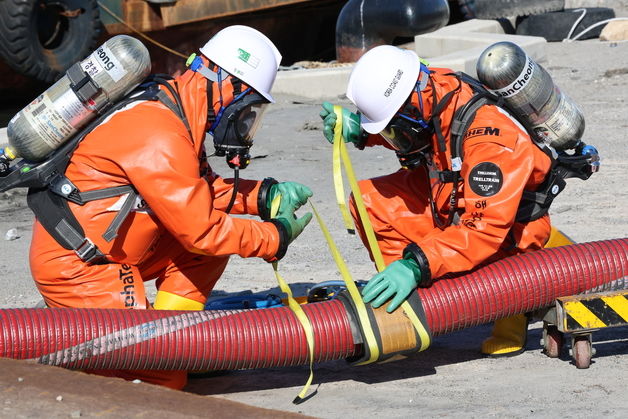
[449,0,477,21]
[0,0,101,83]
[516,8,616,42]
[542,324,563,358]
[473,0,565,19]
[572,335,592,369]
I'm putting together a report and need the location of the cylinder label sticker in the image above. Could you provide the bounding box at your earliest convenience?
[468,162,503,197]
[533,93,581,145]
[56,89,92,127]
[490,55,535,98]
[82,44,127,82]
[107,193,152,214]
[22,93,78,149]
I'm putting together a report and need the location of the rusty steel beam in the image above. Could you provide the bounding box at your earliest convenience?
[99,0,165,34]
[160,0,319,27]
[101,0,324,35]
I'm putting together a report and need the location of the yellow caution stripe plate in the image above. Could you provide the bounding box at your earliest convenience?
[557,290,628,332]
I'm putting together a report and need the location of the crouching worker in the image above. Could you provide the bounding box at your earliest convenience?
[29,26,312,389]
[321,46,558,357]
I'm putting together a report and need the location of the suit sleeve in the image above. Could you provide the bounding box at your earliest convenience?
[205,170,263,215]
[121,130,280,260]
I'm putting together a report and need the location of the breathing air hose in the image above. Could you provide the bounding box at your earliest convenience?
[0,238,626,370]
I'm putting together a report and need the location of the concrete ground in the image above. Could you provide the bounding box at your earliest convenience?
[0,39,627,417]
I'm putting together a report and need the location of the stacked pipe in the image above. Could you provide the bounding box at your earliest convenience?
[0,239,626,370]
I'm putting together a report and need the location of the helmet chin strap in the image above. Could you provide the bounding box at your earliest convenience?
[186,53,229,82]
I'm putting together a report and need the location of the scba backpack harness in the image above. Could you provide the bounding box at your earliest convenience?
[430,71,599,228]
[0,74,192,264]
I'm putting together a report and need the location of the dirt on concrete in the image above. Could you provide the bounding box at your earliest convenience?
[0,38,627,418]
[0,358,309,418]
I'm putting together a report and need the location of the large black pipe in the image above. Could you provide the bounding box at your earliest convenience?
[336,0,450,62]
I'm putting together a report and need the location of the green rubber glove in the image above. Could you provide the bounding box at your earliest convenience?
[273,210,313,245]
[267,182,313,217]
[319,101,362,145]
[361,258,422,313]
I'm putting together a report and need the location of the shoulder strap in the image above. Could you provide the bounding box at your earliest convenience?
[148,76,193,138]
[430,72,595,227]
[25,78,189,263]
[434,77,496,184]
[27,187,107,264]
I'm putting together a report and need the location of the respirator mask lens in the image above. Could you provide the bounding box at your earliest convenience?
[380,114,433,155]
[235,102,268,146]
[211,91,268,151]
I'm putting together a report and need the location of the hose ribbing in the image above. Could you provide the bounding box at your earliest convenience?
[0,301,356,370]
[421,239,627,335]
[0,239,625,369]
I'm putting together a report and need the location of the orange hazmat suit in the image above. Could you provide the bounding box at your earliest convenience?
[350,68,553,281]
[29,68,282,389]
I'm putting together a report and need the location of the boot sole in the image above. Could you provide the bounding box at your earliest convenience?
[483,346,526,358]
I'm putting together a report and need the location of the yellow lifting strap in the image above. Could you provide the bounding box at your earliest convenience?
[332,125,356,234]
[269,194,315,404]
[309,202,382,365]
[332,106,431,355]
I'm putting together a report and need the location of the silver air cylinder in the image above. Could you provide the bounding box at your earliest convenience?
[476,41,584,150]
[6,35,151,161]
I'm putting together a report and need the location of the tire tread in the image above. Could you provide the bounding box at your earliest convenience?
[474,0,565,19]
[0,0,101,83]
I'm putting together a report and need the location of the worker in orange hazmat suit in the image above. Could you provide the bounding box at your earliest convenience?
[320,45,555,357]
[29,25,312,389]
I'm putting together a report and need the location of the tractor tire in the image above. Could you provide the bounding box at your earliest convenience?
[516,8,616,42]
[450,0,477,21]
[473,0,565,19]
[0,0,101,83]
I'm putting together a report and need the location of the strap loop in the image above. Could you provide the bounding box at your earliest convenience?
[269,195,316,404]
[331,106,431,364]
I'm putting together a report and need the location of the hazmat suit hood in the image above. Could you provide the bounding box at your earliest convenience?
[167,68,211,157]
[167,57,252,158]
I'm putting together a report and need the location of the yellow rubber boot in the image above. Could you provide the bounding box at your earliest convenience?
[481,228,573,357]
[544,227,575,248]
[153,291,205,310]
[481,313,529,357]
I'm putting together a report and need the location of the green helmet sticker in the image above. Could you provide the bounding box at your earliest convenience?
[238,48,259,68]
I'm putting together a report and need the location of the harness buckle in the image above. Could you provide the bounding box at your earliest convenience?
[437,170,457,183]
[49,174,82,204]
[75,238,104,264]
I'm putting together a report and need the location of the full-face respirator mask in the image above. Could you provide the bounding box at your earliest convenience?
[209,88,268,169]
[187,52,270,213]
[186,53,269,170]
[378,70,434,170]
[380,108,434,169]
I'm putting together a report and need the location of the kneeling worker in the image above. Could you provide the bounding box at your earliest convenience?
[29,26,312,389]
[321,45,558,357]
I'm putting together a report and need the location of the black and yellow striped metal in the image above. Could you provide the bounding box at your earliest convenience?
[557,290,628,332]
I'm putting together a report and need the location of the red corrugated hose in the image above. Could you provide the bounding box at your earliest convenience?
[0,239,626,370]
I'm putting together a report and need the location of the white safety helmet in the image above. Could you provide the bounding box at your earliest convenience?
[346,45,422,134]
[200,25,282,102]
